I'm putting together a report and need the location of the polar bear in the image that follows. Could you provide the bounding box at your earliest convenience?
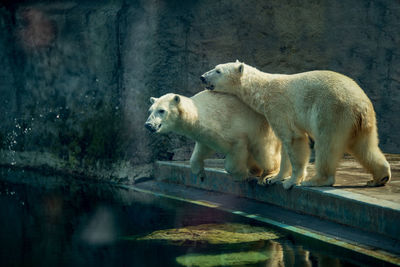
[200,61,391,189]
[145,90,281,182]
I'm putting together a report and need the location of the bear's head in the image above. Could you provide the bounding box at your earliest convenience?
[145,93,181,134]
[200,60,244,93]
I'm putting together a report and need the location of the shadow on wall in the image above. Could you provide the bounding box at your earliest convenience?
[0,0,399,179]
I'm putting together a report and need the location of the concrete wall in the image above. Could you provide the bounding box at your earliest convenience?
[0,0,399,178]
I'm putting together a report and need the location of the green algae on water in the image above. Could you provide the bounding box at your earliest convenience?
[176,251,270,267]
[126,223,280,245]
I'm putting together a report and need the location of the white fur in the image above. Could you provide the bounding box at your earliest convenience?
[145,90,281,182]
[201,62,391,189]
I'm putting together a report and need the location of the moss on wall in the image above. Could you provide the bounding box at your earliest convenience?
[55,104,123,167]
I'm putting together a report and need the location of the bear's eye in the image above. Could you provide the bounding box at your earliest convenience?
[158,109,165,114]
[216,70,221,74]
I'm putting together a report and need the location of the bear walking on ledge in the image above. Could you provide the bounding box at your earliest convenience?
[145,90,281,183]
[201,61,391,189]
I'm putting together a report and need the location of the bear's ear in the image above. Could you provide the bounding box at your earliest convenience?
[150,97,158,104]
[237,63,244,74]
[235,59,240,63]
[173,95,180,104]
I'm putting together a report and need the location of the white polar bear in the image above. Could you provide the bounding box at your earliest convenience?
[145,90,281,182]
[200,61,391,189]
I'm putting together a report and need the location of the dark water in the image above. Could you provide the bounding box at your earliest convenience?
[0,170,367,267]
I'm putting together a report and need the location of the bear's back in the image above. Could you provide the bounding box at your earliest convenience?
[191,90,267,135]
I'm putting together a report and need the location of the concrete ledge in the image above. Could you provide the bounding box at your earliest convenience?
[155,156,400,240]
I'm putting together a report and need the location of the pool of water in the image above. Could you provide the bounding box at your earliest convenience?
[0,169,365,266]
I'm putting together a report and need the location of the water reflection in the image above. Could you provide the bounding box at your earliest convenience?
[129,223,280,244]
[0,171,362,266]
[80,206,117,246]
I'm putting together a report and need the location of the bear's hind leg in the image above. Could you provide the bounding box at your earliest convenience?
[252,131,282,176]
[252,141,281,185]
[190,142,214,181]
[247,154,263,177]
[281,135,310,189]
[266,147,291,185]
[348,131,391,186]
[301,134,345,187]
[225,142,249,182]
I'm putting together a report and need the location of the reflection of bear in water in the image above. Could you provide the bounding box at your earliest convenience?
[145,90,281,182]
[201,61,391,189]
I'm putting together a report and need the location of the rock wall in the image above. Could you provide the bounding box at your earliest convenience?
[0,0,399,180]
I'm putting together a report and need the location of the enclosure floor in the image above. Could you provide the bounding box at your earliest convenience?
[167,154,400,204]
[321,154,400,203]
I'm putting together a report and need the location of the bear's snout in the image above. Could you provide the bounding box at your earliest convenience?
[145,122,157,133]
[201,75,214,90]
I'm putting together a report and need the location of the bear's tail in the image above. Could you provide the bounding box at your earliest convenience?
[352,102,376,137]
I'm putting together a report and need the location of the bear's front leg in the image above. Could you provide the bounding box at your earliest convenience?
[280,135,310,190]
[190,143,214,181]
